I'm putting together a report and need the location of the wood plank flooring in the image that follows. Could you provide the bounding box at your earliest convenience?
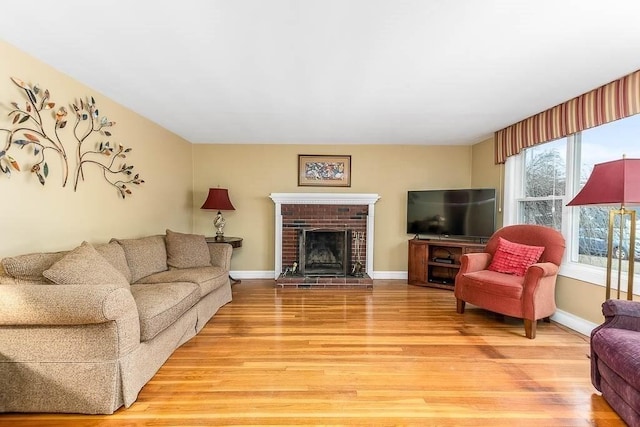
[0,280,624,426]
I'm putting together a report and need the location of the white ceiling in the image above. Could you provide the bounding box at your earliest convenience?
[3,1,640,146]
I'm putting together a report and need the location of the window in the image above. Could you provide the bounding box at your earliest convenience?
[521,138,566,230]
[504,114,640,286]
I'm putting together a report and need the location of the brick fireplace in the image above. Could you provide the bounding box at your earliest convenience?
[270,193,380,287]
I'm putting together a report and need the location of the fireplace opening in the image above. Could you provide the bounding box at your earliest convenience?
[299,228,351,277]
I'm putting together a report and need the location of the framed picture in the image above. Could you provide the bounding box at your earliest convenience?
[298,155,351,187]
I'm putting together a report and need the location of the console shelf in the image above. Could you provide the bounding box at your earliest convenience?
[407,238,485,290]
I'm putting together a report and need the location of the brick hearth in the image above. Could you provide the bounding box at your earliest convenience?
[276,273,373,289]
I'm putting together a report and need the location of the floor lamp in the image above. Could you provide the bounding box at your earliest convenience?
[567,157,640,300]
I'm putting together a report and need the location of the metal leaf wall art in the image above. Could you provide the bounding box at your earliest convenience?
[0,77,145,198]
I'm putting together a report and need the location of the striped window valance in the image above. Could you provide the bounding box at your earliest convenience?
[495,69,640,164]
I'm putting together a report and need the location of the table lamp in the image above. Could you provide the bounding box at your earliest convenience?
[200,188,235,240]
[567,156,640,300]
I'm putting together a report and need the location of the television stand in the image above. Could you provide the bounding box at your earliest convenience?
[407,239,486,290]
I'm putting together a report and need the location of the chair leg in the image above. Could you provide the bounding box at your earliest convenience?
[524,319,536,339]
[456,299,465,314]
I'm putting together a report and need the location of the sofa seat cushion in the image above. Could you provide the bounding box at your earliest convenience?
[129,282,200,342]
[593,328,640,391]
[458,270,524,299]
[136,266,228,297]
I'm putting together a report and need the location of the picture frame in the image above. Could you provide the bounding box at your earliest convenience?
[298,155,351,187]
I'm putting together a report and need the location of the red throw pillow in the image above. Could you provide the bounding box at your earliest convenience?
[487,237,545,276]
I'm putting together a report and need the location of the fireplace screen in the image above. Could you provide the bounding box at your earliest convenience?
[299,228,351,276]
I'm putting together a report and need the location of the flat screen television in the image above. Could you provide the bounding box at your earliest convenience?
[407,188,497,240]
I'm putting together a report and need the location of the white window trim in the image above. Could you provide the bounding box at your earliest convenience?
[502,155,520,226]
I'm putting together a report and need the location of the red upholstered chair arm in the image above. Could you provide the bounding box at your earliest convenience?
[521,262,560,320]
[524,262,559,280]
[458,252,492,274]
[521,262,559,294]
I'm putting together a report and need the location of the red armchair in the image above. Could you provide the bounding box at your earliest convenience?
[454,224,566,339]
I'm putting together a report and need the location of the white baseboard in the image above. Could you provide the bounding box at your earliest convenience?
[371,271,407,280]
[551,309,598,337]
[230,270,274,280]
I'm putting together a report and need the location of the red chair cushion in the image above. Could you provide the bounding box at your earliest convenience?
[459,270,524,299]
[487,237,545,276]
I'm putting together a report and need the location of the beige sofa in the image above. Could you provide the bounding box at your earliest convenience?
[0,230,233,414]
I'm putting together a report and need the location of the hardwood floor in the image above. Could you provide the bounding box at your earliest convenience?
[0,280,624,426]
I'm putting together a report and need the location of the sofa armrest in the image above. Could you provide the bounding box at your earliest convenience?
[598,299,640,332]
[458,252,492,274]
[0,283,137,326]
[207,242,233,271]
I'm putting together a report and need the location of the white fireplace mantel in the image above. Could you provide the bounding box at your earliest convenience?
[270,193,380,279]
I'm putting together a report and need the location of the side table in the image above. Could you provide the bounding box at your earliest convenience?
[206,236,242,284]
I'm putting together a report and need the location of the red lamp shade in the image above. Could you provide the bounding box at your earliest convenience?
[567,158,640,207]
[200,188,235,211]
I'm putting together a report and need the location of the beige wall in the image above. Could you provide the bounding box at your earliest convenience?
[192,144,473,272]
[555,276,613,324]
[471,137,503,227]
[0,41,193,257]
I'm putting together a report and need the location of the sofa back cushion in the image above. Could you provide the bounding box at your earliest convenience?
[111,235,168,283]
[2,251,67,284]
[165,229,211,269]
[95,241,133,283]
[43,241,130,287]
